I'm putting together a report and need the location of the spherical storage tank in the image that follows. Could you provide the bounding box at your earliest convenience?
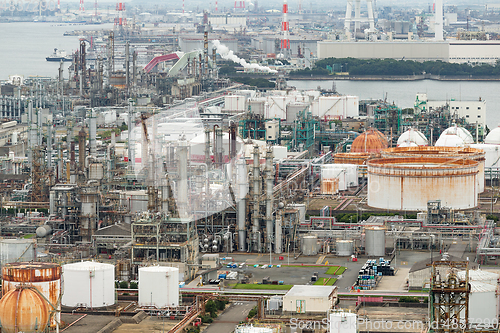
[139,266,179,307]
[336,240,354,256]
[397,128,428,147]
[365,227,385,257]
[367,157,478,211]
[0,286,50,333]
[350,128,388,153]
[380,146,485,193]
[301,235,319,256]
[61,261,115,308]
[2,262,61,327]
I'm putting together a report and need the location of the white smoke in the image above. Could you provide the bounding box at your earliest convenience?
[213,40,278,74]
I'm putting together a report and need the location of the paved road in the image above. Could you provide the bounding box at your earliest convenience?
[203,301,256,333]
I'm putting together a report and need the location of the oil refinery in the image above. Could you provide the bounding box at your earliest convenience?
[1,0,500,333]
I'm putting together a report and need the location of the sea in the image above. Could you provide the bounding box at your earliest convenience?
[1,22,500,128]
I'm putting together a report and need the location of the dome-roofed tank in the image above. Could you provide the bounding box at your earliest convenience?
[440,125,474,144]
[350,128,388,153]
[0,285,50,333]
[397,128,428,147]
[485,125,500,144]
[435,134,465,147]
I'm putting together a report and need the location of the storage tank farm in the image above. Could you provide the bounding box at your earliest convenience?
[61,261,115,308]
[138,266,179,307]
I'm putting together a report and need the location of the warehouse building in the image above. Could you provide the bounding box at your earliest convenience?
[282,285,338,314]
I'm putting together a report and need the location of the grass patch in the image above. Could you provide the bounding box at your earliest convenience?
[335,267,347,275]
[283,264,336,268]
[232,284,293,290]
[313,277,337,286]
[22,234,35,239]
[326,266,340,275]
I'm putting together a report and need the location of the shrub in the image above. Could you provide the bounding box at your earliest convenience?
[200,315,213,323]
[130,282,138,289]
[248,306,258,318]
[119,281,129,289]
[399,296,419,303]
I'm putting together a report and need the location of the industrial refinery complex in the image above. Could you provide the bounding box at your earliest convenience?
[2,0,500,333]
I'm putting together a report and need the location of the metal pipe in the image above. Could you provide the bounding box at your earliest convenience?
[177,136,189,218]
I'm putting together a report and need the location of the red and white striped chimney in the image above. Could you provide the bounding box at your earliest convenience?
[281,0,290,56]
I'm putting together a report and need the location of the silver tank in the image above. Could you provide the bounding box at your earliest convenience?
[0,239,36,266]
[301,235,318,256]
[336,240,354,256]
[365,227,385,256]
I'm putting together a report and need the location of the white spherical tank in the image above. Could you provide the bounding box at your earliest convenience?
[301,236,319,256]
[336,240,354,256]
[365,227,385,257]
[138,266,179,307]
[397,128,428,147]
[61,261,115,308]
[440,126,474,144]
[0,239,36,266]
[367,157,478,210]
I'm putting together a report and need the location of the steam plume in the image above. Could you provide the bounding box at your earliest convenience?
[213,40,278,74]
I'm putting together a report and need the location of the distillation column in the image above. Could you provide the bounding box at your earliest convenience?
[252,145,261,252]
[265,148,274,252]
[237,158,247,252]
[177,136,189,218]
[127,99,135,173]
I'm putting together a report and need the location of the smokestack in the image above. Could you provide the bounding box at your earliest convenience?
[229,121,237,159]
[435,0,443,41]
[127,99,135,172]
[281,0,290,58]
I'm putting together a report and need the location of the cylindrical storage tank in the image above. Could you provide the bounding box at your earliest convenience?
[336,240,354,256]
[381,146,485,193]
[329,312,357,333]
[0,286,50,333]
[301,236,318,256]
[457,269,500,286]
[36,225,52,238]
[0,238,36,266]
[61,261,115,308]
[334,152,377,165]
[365,227,385,257]
[463,281,498,325]
[321,178,339,195]
[367,157,478,210]
[138,266,179,307]
[2,262,61,328]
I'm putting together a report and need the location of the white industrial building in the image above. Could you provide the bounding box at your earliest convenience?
[282,285,337,313]
[416,94,486,129]
[317,40,500,64]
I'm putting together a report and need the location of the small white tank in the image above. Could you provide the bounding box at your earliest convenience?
[61,261,115,308]
[139,266,179,307]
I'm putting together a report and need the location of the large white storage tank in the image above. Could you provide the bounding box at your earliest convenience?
[336,240,354,256]
[365,227,385,256]
[460,281,498,325]
[0,239,36,266]
[301,236,319,256]
[139,266,179,307]
[61,261,115,308]
[367,157,478,210]
[313,96,359,118]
